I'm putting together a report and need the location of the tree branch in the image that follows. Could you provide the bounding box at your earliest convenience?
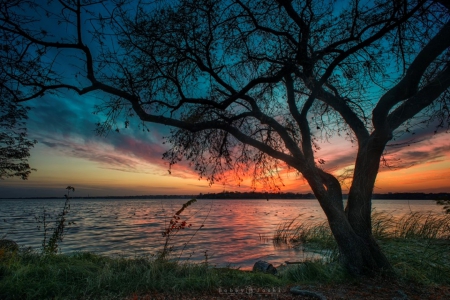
[387,64,450,131]
[373,20,450,131]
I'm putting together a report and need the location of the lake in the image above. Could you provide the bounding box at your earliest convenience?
[0,198,444,269]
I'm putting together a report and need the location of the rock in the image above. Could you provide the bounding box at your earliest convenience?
[252,260,277,275]
[0,239,19,252]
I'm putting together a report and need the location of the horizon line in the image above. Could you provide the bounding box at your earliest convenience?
[1,191,449,200]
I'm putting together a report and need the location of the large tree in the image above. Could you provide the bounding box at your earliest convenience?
[1,0,449,275]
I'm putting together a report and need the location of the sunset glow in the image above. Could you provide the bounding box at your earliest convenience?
[1,0,449,199]
[1,98,449,198]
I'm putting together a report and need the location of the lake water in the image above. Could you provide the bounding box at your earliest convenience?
[0,198,444,269]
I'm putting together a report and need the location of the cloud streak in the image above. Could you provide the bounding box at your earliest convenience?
[381,134,450,170]
[18,91,450,196]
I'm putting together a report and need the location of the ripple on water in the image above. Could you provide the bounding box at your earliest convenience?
[0,198,442,269]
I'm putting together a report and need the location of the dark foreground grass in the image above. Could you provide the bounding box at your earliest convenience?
[0,250,283,299]
[1,211,449,299]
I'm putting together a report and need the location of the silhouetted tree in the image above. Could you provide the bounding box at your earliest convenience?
[1,0,449,275]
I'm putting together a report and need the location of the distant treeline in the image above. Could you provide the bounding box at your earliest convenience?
[196,191,316,199]
[4,192,449,200]
[197,192,450,200]
[6,195,196,200]
[371,193,450,200]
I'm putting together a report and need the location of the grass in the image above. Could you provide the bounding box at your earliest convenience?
[1,210,449,299]
[274,210,450,285]
[0,250,283,299]
[274,215,336,249]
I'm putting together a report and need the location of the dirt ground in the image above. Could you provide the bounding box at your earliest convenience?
[128,277,450,299]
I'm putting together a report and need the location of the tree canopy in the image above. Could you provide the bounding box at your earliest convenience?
[1,0,449,275]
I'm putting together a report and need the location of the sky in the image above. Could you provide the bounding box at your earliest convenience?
[1,88,449,198]
[1,0,450,198]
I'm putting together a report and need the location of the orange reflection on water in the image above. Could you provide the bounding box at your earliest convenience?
[106,199,326,268]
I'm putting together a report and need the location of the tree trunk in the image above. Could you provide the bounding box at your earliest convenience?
[346,132,391,270]
[345,133,392,273]
[304,133,393,276]
[318,193,382,276]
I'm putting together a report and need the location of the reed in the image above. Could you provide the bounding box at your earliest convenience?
[274,210,450,285]
[371,210,396,239]
[159,198,196,260]
[274,210,450,245]
[273,215,335,249]
[391,212,450,239]
[34,186,75,254]
[435,196,450,214]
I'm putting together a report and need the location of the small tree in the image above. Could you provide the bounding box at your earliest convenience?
[1,0,449,275]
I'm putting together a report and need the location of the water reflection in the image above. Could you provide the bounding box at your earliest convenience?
[0,199,442,269]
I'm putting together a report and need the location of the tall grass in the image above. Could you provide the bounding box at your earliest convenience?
[158,198,212,263]
[273,215,335,249]
[390,212,450,239]
[274,210,450,284]
[274,210,450,245]
[377,212,450,284]
[159,198,196,260]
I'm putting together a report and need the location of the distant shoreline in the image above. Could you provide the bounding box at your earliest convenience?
[1,192,449,200]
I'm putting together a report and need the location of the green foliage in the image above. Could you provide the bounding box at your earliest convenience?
[35,186,75,254]
[0,91,37,180]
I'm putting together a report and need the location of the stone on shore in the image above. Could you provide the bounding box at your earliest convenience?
[252,260,277,275]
